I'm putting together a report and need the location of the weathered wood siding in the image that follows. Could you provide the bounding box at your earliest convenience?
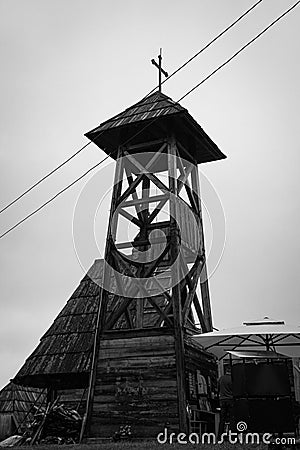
[89,332,178,438]
[184,337,218,432]
[0,414,17,440]
[57,388,87,415]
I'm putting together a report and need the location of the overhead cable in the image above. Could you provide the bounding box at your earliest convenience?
[1,0,299,240]
[0,0,263,216]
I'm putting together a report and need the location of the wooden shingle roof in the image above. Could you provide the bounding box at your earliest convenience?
[13,259,168,389]
[94,91,185,131]
[0,382,45,425]
[13,260,103,389]
[85,92,226,164]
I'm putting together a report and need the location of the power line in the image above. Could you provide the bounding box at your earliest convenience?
[116,0,300,146]
[1,0,299,240]
[0,142,91,215]
[145,0,263,98]
[179,0,300,102]
[0,155,110,240]
[0,0,263,216]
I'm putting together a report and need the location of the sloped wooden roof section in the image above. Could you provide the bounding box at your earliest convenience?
[95,91,185,130]
[0,382,45,425]
[85,92,226,164]
[13,259,170,389]
[13,260,104,389]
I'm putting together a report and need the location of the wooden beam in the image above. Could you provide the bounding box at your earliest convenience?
[146,172,170,195]
[105,297,134,330]
[118,208,143,228]
[105,244,171,330]
[123,265,173,328]
[168,136,188,433]
[182,263,203,325]
[192,292,208,332]
[125,308,134,328]
[148,220,169,229]
[111,254,126,297]
[126,263,171,322]
[177,164,194,194]
[125,138,166,151]
[115,235,167,250]
[147,198,168,224]
[81,146,124,440]
[181,242,199,260]
[113,242,170,279]
[191,165,212,331]
[155,299,173,327]
[120,146,167,219]
[116,171,144,207]
[184,183,199,214]
[121,193,169,208]
[179,255,207,332]
[136,298,144,328]
[199,262,213,332]
[190,165,201,212]
[146,295,172,327]
[179,253,200,285]
[143,242,171,277]
[186,317,196,330]
[124,170,144,223]
[147,275,172,303]
[124,142,166,174]
[176,150,194,196]
[141,176,150,224]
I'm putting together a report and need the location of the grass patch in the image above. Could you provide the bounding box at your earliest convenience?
[8,441,268,450]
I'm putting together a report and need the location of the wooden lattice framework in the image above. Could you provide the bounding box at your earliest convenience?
[100,139,212,332]
[83,136,213,436]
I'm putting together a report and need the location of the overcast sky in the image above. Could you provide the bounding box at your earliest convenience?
[0,0,299,390]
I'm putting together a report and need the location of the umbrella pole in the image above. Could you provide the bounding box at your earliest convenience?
[266,334,270,351]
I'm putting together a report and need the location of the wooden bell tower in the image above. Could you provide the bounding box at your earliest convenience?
[83,90,226,439]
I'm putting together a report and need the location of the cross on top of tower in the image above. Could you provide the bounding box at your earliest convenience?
[151,48,168,92]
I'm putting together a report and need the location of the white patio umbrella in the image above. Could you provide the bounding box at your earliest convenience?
[193,317,300,360]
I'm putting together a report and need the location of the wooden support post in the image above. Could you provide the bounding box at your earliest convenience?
[80,147,124,441]
[199,264,213,332]
[182,262,203,324]
[136,296,144,329]
[141,175,150,240]
[191,165,213,332]
[179,254,207,332]
[168,137,188,433]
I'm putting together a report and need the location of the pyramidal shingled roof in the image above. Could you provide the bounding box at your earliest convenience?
[85,91,226,164]
[94,91,185,131]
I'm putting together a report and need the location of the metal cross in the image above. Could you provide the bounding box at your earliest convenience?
[151,48,168,92]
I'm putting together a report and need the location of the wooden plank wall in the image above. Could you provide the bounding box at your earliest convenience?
[177,201,202,256]
[184,339,218,391]
[0,414,17,440]
[57,388,87,415]
[89,333,178,438]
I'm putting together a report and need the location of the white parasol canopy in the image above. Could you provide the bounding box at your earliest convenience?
[193,317,300,359]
